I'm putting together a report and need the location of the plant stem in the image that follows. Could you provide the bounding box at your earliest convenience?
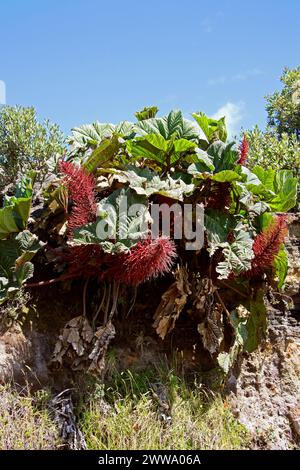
[92,283,107,329]
[82,277,90,317]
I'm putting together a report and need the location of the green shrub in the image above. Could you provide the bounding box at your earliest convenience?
[0,106,65,191]
[245,126,300,175]
[266,66,300,138]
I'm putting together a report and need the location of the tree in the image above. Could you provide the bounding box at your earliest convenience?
[245,67,300,193]
[266,66,300,138]
[245,125,300,174]
[0,106,65,191]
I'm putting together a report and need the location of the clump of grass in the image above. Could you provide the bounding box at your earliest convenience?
[79,367,250,450]
[0,385,61,450]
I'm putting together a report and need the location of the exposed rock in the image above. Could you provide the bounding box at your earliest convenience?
[227,215,300,450]
[285,213,300,312]
[227,306,300,449]
[0,325,29,384]
[0,326,53,386]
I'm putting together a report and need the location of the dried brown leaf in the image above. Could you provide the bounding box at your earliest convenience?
[51,316,115,375]
[192,277,217,319]
[197,303,224,355]
[153,266,191,340]
[88,321,116,374]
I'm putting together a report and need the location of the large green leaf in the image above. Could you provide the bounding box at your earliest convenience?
[187,149,215,174]
[127,134,196,168]
[207,141,239,172]
[252,166,275,190]
[0,205,21,239]
[0,197,32,239]
[0,231,43,273]
[83,134,123,173]
[68,121,135,160]
[235,178,270,216]
[114,121,136,138]
[204,209,237,255]
[192,112,227,143]
[274,245,289,289]
[142,134,169,152]
[153,175,194,200]
[270,170,298,212]
[211,170,241,183]
[173,138,196,153]
[72,221,99,245]
[240,290,267,353]
[217,310,246,373]
[135,106,159,121]
[135,110,200,141]
[74,188,150,253]
[0,171,36,239]
[256,212,275,232]
[111,166,194,200]
[0,231,44,304]
[218,291,268,370]
[238,166,262,186]
[251,167,298,212]
[69,122,115,151]
[216,228,254,279]
[126,135,166,164]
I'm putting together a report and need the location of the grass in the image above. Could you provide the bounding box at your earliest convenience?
[0,364,250,450]
[78,366,250,450]
[0,385,61,450]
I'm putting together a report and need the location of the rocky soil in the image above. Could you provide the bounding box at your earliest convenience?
[227,214,300,449]
[227,306,300,449]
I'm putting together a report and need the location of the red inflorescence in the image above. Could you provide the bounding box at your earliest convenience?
[57,161,177,285]
[57,237,177,286]
[59,161,97,235]
[107,237,177,286]
[237,135,249,166]
[246,216,288,277]
[58,244,106,279]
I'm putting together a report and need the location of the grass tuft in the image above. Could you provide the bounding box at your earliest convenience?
[0,385,61,450]
[78,367,250,450]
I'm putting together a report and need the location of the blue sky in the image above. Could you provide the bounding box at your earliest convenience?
[1,0,299,137]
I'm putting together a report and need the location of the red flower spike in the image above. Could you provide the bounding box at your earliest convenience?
[238,135,249,166]
[59,161,97,235]
[58,244,105,279]
[106,237,177,286]
[55,237,176,286]
[246,216,288,277]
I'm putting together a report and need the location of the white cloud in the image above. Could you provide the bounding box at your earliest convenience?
[212,101,244,138]
[0,80,6,105]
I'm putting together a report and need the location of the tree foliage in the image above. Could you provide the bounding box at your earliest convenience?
[0,106,65,191]
[245,126,300,174]
[266,66,300,138]
[245,67,300,203]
